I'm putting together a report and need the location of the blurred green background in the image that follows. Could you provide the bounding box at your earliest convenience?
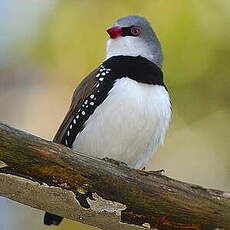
[0,0,229,230]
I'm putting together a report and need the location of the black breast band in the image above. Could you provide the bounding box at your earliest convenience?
[104,55,164,85]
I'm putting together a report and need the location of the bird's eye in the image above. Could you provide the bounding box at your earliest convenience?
[130,26,141,36]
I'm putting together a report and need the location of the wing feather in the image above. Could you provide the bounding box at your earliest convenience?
[53,67,99,143]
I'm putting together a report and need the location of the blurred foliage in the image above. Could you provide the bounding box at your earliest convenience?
[31,0,230,123]
[1,1,230,230]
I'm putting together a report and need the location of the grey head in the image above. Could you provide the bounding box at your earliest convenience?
[106,15,163,68]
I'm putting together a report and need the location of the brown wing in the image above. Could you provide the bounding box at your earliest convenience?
[53,67,100,143]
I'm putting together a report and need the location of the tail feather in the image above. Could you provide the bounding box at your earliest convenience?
[44,212,63,225]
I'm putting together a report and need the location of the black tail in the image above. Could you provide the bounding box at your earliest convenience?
[44,212,63,225]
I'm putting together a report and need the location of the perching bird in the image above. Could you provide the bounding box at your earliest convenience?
[44,15,171,226]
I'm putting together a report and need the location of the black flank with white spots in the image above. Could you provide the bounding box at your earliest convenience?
[62,55,165,148]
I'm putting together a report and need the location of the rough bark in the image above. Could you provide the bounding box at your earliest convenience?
[0,123,229,230]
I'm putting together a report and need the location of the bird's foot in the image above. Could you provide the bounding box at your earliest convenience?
[102,157,128,167]
[148,169,165,175]
[140,168,165,176]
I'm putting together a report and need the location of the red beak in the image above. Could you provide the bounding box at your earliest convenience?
[106,26,122,39]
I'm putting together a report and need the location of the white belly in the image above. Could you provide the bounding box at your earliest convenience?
[72,77,171,169]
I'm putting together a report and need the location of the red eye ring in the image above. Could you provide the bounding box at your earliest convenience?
[130,26,141,36]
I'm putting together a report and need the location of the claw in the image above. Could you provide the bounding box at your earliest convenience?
[138,168,165,176]
[147,169,165,175]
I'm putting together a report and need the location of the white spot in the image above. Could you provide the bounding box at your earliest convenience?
[100,69,103,72]
[101,72,106,76]
[73,119,76,124]
[90,94,94,99]
[70,124,72,129]
[82,104,85,107]
[99,77,104,81]
[96,73,100,78]
[86,105,89,108]
[78,109,81,112]
[96,83,100,88]
[65,139,68,145]
[67,130,70,136]
[90,102,94,106]
[76,115,79,119]
[84,100,88,104]
[82,111,86,115]
[97,90,100,93]
[106,70,110,74]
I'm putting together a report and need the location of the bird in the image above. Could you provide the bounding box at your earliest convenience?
[44,15,171,226]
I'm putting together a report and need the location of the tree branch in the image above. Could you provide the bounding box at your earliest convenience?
[0,123,229,230]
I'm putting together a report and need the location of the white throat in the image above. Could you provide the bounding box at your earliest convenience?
[106,37,163,68]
